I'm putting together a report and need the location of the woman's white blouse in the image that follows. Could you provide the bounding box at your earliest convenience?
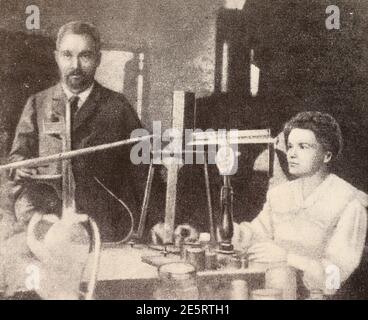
[242,174,368,291]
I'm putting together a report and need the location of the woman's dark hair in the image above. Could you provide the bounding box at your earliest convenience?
[283,111,343,161]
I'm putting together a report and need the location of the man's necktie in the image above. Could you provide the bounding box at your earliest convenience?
[68,96,79,149]
[69,95,79,119]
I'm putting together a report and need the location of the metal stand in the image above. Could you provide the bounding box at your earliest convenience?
[131,153,216,246]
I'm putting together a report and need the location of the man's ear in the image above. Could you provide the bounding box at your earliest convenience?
[323,151,333,164]
[96,51,101,67]
[54,50,59,65]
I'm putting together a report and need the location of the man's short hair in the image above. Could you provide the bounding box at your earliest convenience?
[56,21,101,52]
[283,111,343,161]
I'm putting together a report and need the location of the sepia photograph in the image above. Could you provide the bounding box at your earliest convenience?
[0,0,367,304]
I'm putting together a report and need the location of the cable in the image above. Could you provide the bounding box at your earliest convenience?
[93,177,135,244]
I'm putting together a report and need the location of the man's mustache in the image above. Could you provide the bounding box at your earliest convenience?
[67,70,86,77]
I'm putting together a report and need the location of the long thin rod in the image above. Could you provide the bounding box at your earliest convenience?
[63,98,75,216]
[0,135,153,172]
[136,160,155,239]
[203,152,216,246]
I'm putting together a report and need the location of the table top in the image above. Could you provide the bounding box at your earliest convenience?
[85,244,159,281]
[2,242,267,299]
[83,243,266,282]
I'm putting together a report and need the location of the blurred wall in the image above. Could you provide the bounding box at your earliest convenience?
[0,0,222,133]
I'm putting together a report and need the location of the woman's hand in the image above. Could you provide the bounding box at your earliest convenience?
[248,241,287,263]
[220,222,253,252]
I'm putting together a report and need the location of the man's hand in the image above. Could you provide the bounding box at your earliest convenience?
[174,224,199,246]
[13,168,38,182]
[151,222,199,245]
[248,241,287,264]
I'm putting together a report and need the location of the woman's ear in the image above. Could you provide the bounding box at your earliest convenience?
[323,151,333,164]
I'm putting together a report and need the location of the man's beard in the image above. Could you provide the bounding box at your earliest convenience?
[63,70,94,92]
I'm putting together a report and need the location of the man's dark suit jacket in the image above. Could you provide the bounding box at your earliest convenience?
[8,81,148,242]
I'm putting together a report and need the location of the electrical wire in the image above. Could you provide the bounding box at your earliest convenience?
[93,177,135,244]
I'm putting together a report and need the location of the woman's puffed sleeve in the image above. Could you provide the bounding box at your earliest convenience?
[232,195,274,250]
[249,195,274,241]
[320,200,367,289]
[287,199,367,294]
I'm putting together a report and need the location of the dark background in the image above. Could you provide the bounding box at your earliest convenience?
[194,0,368,229]
[0,0,367,228]
[0,0,367,300]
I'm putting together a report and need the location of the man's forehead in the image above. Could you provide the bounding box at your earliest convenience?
[58,33,96,51]
[288,128,318,143]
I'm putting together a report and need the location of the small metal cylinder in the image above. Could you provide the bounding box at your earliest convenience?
[186,247,206,271]
[229,255,241,269]
[240,257,248,269]
[180,243,187,260]
[265,265,297,300]
[229,279,249,300]
[205,251,218,270]
[181,243,199,260]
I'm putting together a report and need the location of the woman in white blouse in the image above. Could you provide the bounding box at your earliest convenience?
[151,111,367,297]
[235,111,368,295]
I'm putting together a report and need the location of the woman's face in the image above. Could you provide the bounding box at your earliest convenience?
[286,128,331,178]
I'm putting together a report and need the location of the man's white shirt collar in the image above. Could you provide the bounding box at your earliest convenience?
[61,82,94,109]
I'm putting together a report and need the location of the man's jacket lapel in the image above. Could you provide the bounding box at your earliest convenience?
[51,83,67,118]
[73,82,101,132]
